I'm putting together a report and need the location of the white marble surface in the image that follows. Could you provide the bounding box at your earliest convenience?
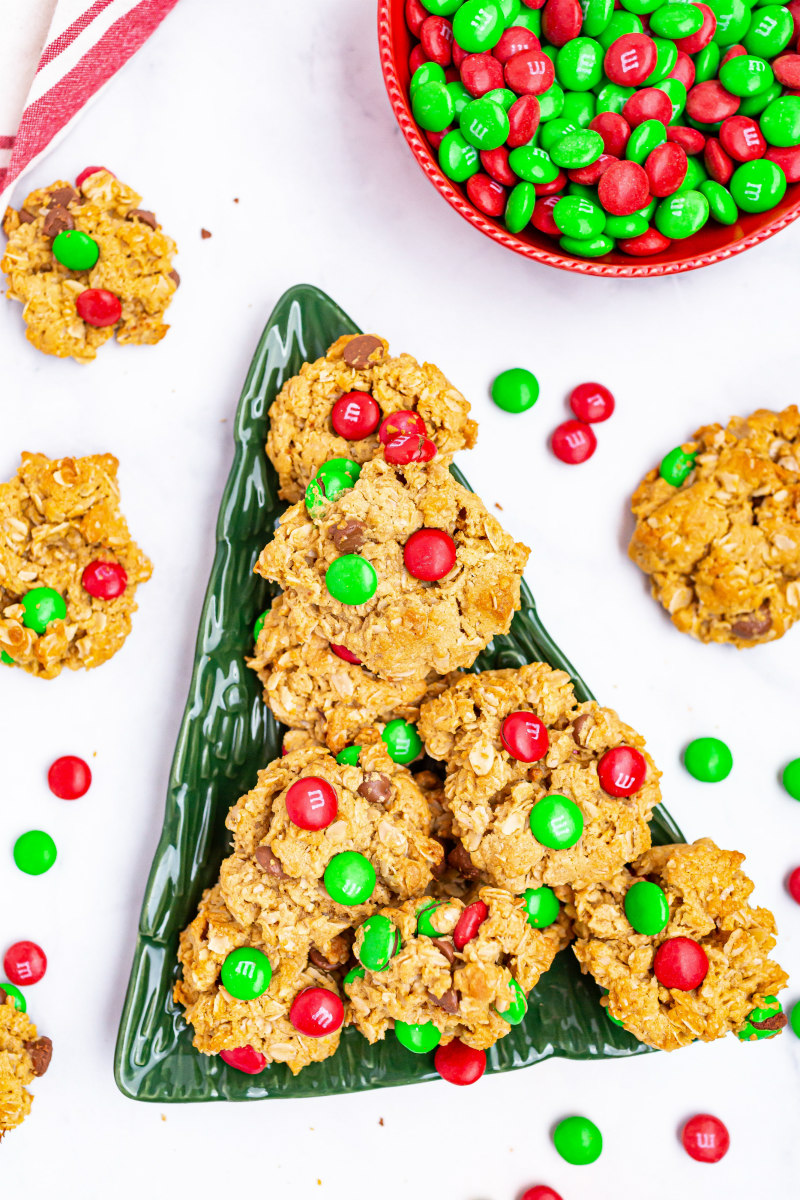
[1,1,799,1196]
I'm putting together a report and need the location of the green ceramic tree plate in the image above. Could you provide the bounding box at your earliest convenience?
[114,284,684,1103]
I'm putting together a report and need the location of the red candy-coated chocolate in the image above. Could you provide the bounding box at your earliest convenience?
[379,409,426,444]
[618,228,671,255]
[590,111,631,158]
[682,1114,730,1163]
[674,3,716,54]
[568,153,617,185]
[420,15,453,66]
[410,45,428,73]
[3,941,47,986]
[686,81,739,125]
[220,1046,267,1074]
[542,0,583,48]
[331,392,381,440]
[721,44,746,67]
[427,127,453,151]
[434,1038,486,1085]
[704,137,734,185]
[501,710,549,762]
[504,49,555,95]
[405,0,427,37]
[598,745,646,795]
[774,53,800,88]
[493,26,540,64]
[522,0,547,7]
[604,35,658,87]
[535,171,567,195]
[452,41,468,70]
[622,87,673,128]
[653,937,709,990]
[289,987,344,1037]
[76,289,122,327]
[330,643,362,664]
[76,166,112,189]
[646,141,688,197]
[668,51,696,89]
[453,899,489,949]
[508,93,541,147]
[789,0,800,37]
[551,420,597,464]
[467,173,507,216]
[285,777,338,831]
[521,1190,563,1200]
[598,159,650,215]
[787,865,800,904]
[385,433,437,464]
[48,755,92,800]
[461,51,504,96]
[720,116,766,162]
[481,146,518,185]
[531,195,562,235]
[569,382,615,423]
[403,528,457,581]
[766,143,800,182]
[82,560,128,598]
[667,126,706,155]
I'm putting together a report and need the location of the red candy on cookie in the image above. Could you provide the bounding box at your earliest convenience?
[330,643,362,665]
[453,900,489,949]
[403,528,456,581]
[331,392,381,440]
[220,1046,267,1074]
[434,1038,487,1085]
[653,937,709,990]
[289,987,344,1037]
[76,289,122,328]
[285,777,338,831]
[81,560,128,598]
[501,711,549,762]
[378,410,427,444]
[597,745,646,795]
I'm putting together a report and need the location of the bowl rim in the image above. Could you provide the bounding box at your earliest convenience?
[377,0,800,278]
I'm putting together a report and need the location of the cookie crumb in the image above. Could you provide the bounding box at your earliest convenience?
[233,198,239,204]
[495,502,504,510]
[379,1117,384,1126]
[201,228,212,239]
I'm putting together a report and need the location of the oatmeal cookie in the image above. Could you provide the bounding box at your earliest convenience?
[2,169,178,362]
[566,838,788,1051]
[0,990,52,1139]
[0,453,152,678]
[418,665,662,893]
[174,886,341,1074]
[629,406,800,647]
[345,887,571,1051]
[256,456,529,682]
[266,333,478,502]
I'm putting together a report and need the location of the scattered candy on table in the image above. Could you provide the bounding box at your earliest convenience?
[491,366,540,411]
[787,865,800,904]
[47,756,92,800]
[13,830,57,876]
[3,941,47,986]
[553,1114,603,1165]
[569,380,615,422]
[520,1188,563,1200]
[791,1000,800,1039]
[551,418,597,463]
[683,736,733,782]
[782,756,800,799]
[681,1113,730,1163]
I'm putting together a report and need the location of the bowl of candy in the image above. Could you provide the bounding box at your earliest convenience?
[378,0,800,276]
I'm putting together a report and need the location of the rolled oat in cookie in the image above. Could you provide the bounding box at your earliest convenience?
[266,333,478,502]
[629,406,800,647]
[256,456,529,682]
[418,664,662,893]
[0,992,52,1139]
[0,453,152,678]
[565,838,788,1051]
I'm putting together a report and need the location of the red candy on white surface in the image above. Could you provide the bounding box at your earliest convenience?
[766,143,800,182]
[686,80,739,125]
[289,987,344,1037]
[420,15,453,66]
[646,141,688,197]
[493,26,540,64]
[330,643,362,665]
[504,49,555,95]
[384,433,437,465]
[76,166,112,189]
[590,111,631,158]
[467,172,507,216]
[542,0,583,48]
[461,51,504,96]
[787,865,800,903]
[622,87,673,129]
[598,159,650,215]
[434,1038,486,1085]
[604,35,658,87]
[598,745,646,795]
[48,755,92,800]
[507,93,541,147]
[76,289,122,327]
[501,710,549,762]
[569,382,615,423]
[220,1046,267,1074]
[285,777,338,831]
[453,899,489,949]
[682,1114,730,1163]
[719,116,766,162]
[378,409,426,444]
[551,420,597,464]
[520,1190,563,1200]
[481,146,518,184]
[531,194,562,235]
[653,937,709,990]
[331,392,381,440]
[403,528,457,581]
[82,560,127,598]
[3,941,47,986]
[673,3,716,55]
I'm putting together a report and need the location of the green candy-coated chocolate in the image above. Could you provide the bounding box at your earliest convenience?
[781,757,800,800]
[13,830,57,875]
[324,851,376,904]
[730,158,787,211]
[655,188,709,238]
[538,82,565,122]
[220,947,272,1000]
[604,995,624,1026]
[736,994,786,1040]
[701,180,739,225]
[760,95,800,147]
[325,554,377,605]
[498,978,527,1025]
[660,446,697,486]
[627,120,667,164]
[395,1020,442,1053]
[642,38,679,87]
[491,367,539,413]
[738,80,781,116]
[550,129,604,169]
[553,195,606,238]
[336,745,361,766]
[0,982,26,1012]
[513,9,542,35]
[694,41,722,83]
[553,1115,603,1165]
[719,54,775,98]
[52,229,99,271]
[540,118,580,154]
[561,90,597,127]
[744,5,794,57]
[556,38,604,92]
[498,0,521,23]
[253,609,268,643]
[651,3,705,37]
[439,131,481,182]
[676,154,709,192]
[530,794,584,849]
[344,966,366,986]
[1,650,13,665]
[559,233,615,257]
[684,737,734,782]
[21,586,66,634]
[306,457,361,516]
[453,0,506,52]
[523,886,561,928]
[417,901,445,937]
[484,87,517,111]
[709,0,751,47]
[595,83,635,114]
[508,145,559,184]
[505,181,537,232]
[624,880,670,935]
[446,81,472,120]
[420,0,462,14]
[603,212,649,238]
[618,0,663,12]
[410,62,446,97]
[598,12,643,49]
[357,914,397,971]
[460,96,510,150]
[581,0,615,37]
[567,182,596,203]
[382,718,422,764]
[791,1000,800,1039]
[657,77,687,124]
[413,81,455,133]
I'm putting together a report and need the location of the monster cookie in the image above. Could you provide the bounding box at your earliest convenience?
[630,406,800,647]
[0,989,52,1139]
[2,169,178,362]
[345,886,571,1052]
[566,838,788,1051]
[418,665,662,894]
[174,886,343,1075]
[256,456,529,682]
[0,453,152,678]
[266,333,478,502]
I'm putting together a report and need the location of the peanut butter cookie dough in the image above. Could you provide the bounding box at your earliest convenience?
[266,334,478,502]
[566,838,788,1051]
[345,887,571,1052]
[2,169,178,362]
[0,453,152,678]
[0,990,52,1139]
[418,665,662,894]
[256,457,529,682]
[629,406,800,647]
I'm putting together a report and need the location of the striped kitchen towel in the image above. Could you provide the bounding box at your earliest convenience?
[0,0,181,204]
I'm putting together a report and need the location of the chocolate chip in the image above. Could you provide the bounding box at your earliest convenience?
[18,209,36,224]
[254,845,287,879]
[168,269,181,288]
[128,208,158,229]
[42,205,75,238]
[447,842,480,880]
[730,603,772,639]
[309,949,340,973]
[357,772,393,805]
[431,938,455,964]
[749,1012,787,1032]
[24,1036,52,1077]
[47,186,78,208]
[430,988,459,1014]
[201,228,212,239]
[330,517,366,554]
[343,334,385,370]
[430,838,448,878]
[572,714,593,745]
[0,987,7,1004]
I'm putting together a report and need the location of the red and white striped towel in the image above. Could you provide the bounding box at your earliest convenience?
[0,0,181,204]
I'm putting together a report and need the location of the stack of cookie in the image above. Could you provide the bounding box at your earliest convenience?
[173,335,787,1080]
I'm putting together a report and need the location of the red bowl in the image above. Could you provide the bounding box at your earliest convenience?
[377,0,800,277]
